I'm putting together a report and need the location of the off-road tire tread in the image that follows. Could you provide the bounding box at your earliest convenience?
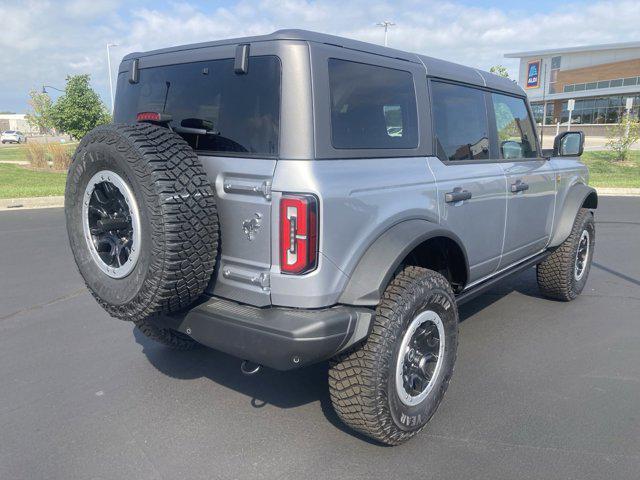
[537,208,594,301]
[328,266,458,445]
[66,123,219,322]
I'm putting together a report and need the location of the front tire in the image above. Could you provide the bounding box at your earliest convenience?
[329,266,459,445]
[537,208,595,301]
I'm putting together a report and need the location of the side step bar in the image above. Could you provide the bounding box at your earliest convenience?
[456,251,550,306]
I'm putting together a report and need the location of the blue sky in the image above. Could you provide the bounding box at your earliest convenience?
[1,0,639,113]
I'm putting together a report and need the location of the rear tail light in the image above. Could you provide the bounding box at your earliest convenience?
[280,194,318,274]
[136,112,173,123]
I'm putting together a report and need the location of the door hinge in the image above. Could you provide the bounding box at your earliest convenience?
[222,267,270,291]
[223,179,272,200]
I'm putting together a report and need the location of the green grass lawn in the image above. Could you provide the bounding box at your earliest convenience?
[0,145,29,162]
[0,142,77,162]
[582,150,640,188]
[0,164,67,198]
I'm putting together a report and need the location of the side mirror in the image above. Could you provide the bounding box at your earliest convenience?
[553,131,584,157]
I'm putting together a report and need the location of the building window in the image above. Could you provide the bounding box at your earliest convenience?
[531,104,544,124]
[562,76,640,93]
[548,56,561,94]
[533,94,640,125]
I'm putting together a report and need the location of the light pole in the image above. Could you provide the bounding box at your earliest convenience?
[42,85,64,94]
[376,21,395,47]
[106,43,119,112]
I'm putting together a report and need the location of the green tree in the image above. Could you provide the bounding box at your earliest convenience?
[490,65,510,78]
[606,113,640,162]
[50,75,111,139]
[25,89,54,134]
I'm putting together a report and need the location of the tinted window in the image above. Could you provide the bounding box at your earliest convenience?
[114,56,280,156]
[431,81,489,161]
[491,93,537,159]
[328,59,418,149]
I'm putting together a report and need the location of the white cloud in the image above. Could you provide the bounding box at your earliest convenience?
[1,0,639,112]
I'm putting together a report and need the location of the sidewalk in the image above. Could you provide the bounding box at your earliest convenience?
[0,196,65,210]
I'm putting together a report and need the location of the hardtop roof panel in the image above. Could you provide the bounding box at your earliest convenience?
[122,29,525,97]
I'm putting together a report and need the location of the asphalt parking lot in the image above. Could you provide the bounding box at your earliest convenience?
[1,197,639,479]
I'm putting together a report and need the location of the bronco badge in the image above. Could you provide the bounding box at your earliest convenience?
[242,213,263,241]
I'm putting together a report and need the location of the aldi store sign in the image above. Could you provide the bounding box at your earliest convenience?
[526,60,541,89]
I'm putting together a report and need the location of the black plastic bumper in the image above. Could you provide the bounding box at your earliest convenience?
[156,297,374,370]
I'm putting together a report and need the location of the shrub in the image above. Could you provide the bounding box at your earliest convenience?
[25,142,49,169]
[49,143,73,171]
[606,114,640,162]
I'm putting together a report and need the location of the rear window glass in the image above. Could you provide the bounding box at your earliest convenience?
[114,56,281,156]
[328,58,418,149]
[431,81,489,161]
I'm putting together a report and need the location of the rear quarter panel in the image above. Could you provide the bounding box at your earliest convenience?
[270,158,439,307]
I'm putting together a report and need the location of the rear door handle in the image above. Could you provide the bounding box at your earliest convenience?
[445,188,472,203]
[510,180,529,193]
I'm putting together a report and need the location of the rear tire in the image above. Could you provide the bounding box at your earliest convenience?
[329,266,458,445]
[65,123,219,322]
[537,208,595,301]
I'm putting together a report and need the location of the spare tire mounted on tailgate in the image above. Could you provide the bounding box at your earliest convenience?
[65,123,219,321]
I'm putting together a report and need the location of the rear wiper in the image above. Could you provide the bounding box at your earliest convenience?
[173,118,219,136]
[172,125,220,136]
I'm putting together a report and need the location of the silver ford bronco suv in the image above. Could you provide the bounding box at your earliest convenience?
[65,30,597,445]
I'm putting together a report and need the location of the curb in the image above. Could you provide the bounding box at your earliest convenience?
[0,196,65,211]
[595,187,640,196]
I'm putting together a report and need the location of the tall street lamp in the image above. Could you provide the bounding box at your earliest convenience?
[42,85,64,94]
[106,43,119,113]
[376,21,395,47]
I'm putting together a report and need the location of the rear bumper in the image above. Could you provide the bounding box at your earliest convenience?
[156,297,374,370]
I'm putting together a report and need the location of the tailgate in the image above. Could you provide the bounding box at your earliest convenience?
[200,155,276,306]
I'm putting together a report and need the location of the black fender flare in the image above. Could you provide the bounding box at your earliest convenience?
[549,183,598,247]
[338,219,469,306]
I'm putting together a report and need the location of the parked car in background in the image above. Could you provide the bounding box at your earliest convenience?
[1,131,27,144]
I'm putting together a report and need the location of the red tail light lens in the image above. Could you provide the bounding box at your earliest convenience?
[136,112,173,123]
[280,194,318,274]
[136,112,162,122]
